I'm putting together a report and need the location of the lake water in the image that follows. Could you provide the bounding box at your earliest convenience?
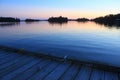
[0,21,120,67]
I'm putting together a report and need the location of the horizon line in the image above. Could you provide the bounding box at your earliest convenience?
[1,13,120,20]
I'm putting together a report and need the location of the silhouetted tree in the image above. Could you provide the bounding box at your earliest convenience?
[48,16,68,23]
[92,14,120,27]
[25,19,40,22]
[0,17,20,22]
[76,18,89,22]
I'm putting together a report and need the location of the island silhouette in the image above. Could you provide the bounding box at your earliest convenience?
[25,19,40,22]
[0,13,120,27]
[76,18,89,22]
[0,17,20,22]
[48,16,68,23]
[92,14,120,27]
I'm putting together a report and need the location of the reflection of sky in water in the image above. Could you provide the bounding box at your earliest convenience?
[0,22,120,67]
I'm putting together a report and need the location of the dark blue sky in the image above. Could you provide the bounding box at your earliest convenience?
[0,0,119,19]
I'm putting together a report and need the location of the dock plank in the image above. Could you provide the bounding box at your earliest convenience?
[1,59,40,80]
[0,52,17,59]
[14,60,51,80]
[0,53,9,58]
[59,64,80,80]
[104,71,119,80]
[0,56,35,77]
[0,55,20,65]
[0,51,9,56]
[0,57,24,72]
[90,69,104,80]
[112,73,119,80]
[75,66,92,80]
[0,52,21,64]
[29,61,59,80]
[0,49,119,80]
[43,62,71,80]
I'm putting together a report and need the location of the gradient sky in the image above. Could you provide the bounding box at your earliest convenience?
[0,0,120,19]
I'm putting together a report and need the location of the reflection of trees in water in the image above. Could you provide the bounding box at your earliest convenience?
[25,19,40,22]
[25,21,40,24]
[0,22,20,27]
[94,21,120,29]
[48,16,68,23]
[92,14,120,29]
[48,21,68,26]
[77,21,89,23]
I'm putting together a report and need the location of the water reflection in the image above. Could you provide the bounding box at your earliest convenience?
[48,21,68,26]
[25,21,42,24]
[0,21,120,29]
[0,22,20,27]
[0,21,120,67]
[94,21,120,29]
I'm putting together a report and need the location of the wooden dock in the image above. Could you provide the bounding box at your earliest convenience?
[0,46,120,80]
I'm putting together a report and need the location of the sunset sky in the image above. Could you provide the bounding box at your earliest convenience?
[0,0,119,19]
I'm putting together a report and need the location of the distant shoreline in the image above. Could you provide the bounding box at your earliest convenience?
[0,13,120,27]
[0,16,89,22]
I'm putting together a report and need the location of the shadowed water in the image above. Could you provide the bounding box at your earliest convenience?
[0,21,120,67]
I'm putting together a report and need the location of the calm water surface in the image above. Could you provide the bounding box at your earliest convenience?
[0,22,120,67]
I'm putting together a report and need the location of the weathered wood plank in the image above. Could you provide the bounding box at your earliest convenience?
[13,60,51,80]
[104,71,119,80]
[59,64,80,80]
[0,56,26,70]
[75,66,92,80]
[0,56,34,77]
[118,74,120,80]
[0,45,120,73]
[112,73,119,80]
[0,52,17,59]
[0,53,8,58]
[29,61,59,80]
[1,59,40,80]
[0,49,119,80]
[0,54,21,65]
[43,62,71,80]
[0,51,9,56]
[90,69,104,80]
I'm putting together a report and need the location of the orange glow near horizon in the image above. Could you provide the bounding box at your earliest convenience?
[0,0,120,19]
[16,9,118,19]
[18,12,114,19]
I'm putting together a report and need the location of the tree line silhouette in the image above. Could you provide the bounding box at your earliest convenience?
[25,19,40,22]
[0,17,20,22]
[92,14,120,26]
[1,13,120,27]
[0,16,89,23]
[76,18,89,22]
[48,16,68,23]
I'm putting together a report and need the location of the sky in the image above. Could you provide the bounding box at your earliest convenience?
[0,0,120,19]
